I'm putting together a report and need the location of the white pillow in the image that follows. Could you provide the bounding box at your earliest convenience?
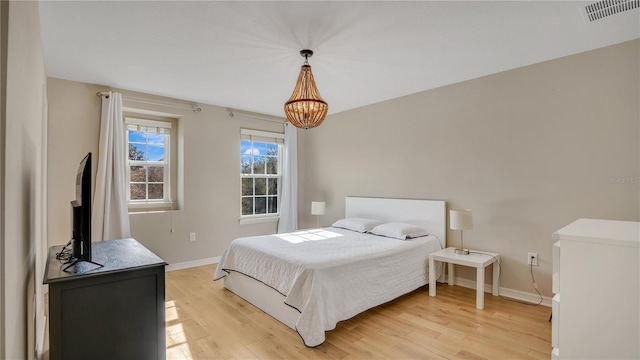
[369,222,429,240]
[331,218,382,233]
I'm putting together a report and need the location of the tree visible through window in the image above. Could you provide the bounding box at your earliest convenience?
[126,117,172,208]
[240,129,283,217]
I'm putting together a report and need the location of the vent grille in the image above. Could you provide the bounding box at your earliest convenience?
[583,0,639,22]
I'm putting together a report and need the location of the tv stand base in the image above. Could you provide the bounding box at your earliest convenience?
[62,258,104,272]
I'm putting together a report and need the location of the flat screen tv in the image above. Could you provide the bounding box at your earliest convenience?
[64,152,102,271]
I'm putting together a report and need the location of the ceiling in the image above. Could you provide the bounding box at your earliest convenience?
[38,1,640,118]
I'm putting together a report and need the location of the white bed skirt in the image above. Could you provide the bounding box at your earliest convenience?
[223,270,299,330]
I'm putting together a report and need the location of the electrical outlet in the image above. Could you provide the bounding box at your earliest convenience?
[189,232,196,242]
[528,252,538,266]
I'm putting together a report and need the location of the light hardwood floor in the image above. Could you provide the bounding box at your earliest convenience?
[165,264,551,360]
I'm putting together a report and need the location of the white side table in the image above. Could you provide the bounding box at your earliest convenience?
[429,247,500,309]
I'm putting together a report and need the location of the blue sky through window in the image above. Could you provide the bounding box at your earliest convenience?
[241,139,257,155]
[240,140,278,156]
[240,140,279,174]
[129,130,165,161]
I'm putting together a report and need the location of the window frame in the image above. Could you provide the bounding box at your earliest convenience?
[240,128,284,222]
[125,116,174,211]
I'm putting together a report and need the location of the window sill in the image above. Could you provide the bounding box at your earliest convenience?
[239,216,279,225]
[128,201,174,213]
[128,209,179,215]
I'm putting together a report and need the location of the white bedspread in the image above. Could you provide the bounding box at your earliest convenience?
[213,227,443,347]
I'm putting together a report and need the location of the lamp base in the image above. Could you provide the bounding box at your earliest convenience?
[455,248,470,255]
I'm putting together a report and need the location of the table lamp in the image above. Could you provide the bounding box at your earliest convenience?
[450,209,473,255]
[311,201,326,228]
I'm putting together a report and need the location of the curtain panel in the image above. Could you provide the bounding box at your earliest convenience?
[92,92,131,241]
[277,122,298,233]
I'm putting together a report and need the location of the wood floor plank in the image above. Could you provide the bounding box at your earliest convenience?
[165,264,552,359]
[406,330,462,358]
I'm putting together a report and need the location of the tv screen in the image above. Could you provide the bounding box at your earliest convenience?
[71,152,92,262]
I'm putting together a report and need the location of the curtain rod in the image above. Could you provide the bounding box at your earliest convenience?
[96,91,202,113]
[227,109,285,125]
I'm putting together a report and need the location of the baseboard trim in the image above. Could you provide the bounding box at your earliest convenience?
[166,256,220,272]
[453,276,552,307]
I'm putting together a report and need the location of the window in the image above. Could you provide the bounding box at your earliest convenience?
[240,129,283,219]
[125,117,173,210]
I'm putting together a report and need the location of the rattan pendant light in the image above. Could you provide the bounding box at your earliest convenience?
[284,50,328,129]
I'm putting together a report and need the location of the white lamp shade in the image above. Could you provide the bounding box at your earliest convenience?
[450,209,473,230]
[311,201,326,215]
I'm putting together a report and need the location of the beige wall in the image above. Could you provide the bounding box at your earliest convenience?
[47,80,102,247]
[1,1,48,359]
[46,79,299,267]
[300,40,640,296]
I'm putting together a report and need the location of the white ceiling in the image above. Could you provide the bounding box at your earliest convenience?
[38,1,640,117]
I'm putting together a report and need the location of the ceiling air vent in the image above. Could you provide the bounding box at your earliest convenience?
[582,0,639,22]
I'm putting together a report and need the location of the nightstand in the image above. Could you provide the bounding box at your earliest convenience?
[428,247,500,309]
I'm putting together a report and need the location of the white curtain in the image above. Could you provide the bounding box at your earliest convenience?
[277,122,298,233]
[92,92,131,241]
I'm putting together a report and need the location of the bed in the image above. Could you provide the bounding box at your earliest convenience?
[214,196,446,347]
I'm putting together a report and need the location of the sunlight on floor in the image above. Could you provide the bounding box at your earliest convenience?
[166,300,194,360]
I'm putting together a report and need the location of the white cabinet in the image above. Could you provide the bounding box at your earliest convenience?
[552,218,639,360]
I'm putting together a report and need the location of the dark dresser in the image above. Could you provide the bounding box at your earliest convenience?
[44,238,167,360]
